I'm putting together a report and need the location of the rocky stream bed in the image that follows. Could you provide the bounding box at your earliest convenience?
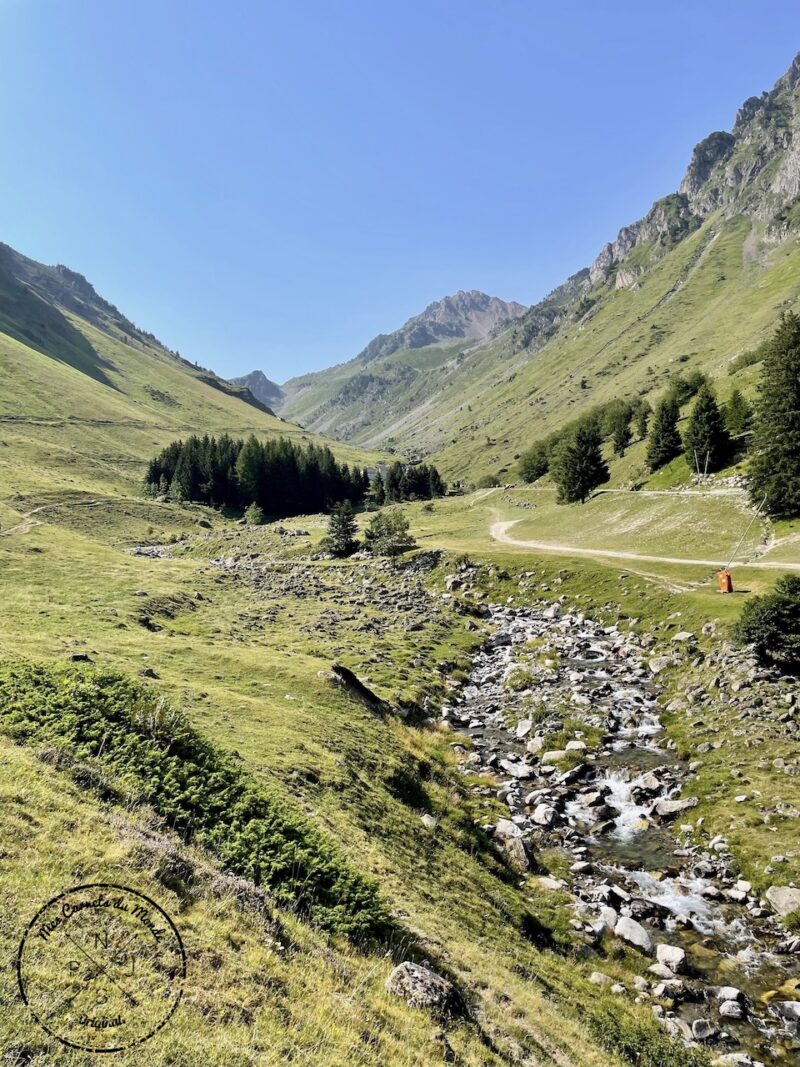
[443,600,800,1066]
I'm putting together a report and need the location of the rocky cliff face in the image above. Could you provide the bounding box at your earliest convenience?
[354,290,528,365]
[589,51,800,284]
[229,369,285,408]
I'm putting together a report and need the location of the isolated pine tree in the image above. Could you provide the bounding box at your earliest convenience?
[646,398,682,471]
[550,424,609,504]
[682,383,731,474]
[749,312,800,517]
[323,501,359,557]
[724,388,753,438]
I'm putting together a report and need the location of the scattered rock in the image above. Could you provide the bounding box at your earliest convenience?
[385,963,467,1018]
[766,885,800,917]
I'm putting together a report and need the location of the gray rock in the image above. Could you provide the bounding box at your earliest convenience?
[532,803,558,827]
[614,915,653,954]
[772,1000,800,1024]
[654,797,699,818]
[691,1018,718,1041]
[717,986,743,1002]
[718,999,743,1020]
[649,656,671,675]
[766,885,800,917]
[385,963,467,1017]
[656,943,686,974]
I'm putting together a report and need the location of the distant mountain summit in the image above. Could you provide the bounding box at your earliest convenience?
[278,290,528,437]
[229,369,285,408]
[355,290,528,365]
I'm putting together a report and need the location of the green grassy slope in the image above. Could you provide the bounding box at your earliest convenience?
[275,216,800,475]
[2,496,704,1067]
[0,249,384,504]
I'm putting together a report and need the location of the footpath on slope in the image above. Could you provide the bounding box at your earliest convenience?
[489,519,800,572]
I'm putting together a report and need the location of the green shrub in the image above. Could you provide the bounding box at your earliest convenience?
[0,662,393,943]
[518,442,549,483]
[728,335,775,376]
[475,473,501,489]
[734,575,800,673]
[364,510,416,557]
[244,502,265,525]
[504,668,536,692]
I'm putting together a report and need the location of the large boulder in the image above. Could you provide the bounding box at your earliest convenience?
[385,962,467,1017]
[614,915,653,954]
[766,885,800,917]
[654,797,699,819]
[494,819,534,872]
[656,943,686,974]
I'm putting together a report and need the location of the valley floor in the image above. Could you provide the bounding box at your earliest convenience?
[1,483,799,1066]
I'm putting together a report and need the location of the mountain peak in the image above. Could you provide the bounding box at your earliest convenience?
[229,369,285,408]
[590,50,800,286]
[355,290,528,365]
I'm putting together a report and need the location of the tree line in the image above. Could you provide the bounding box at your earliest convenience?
[514,312,800,513]
[144,434,369,516]
[144,435,448,518]
[369,460,446,505]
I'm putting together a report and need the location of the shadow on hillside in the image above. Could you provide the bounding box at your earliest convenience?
[0,267,117,389]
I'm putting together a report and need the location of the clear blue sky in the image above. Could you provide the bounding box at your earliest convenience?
[1,1,799,381]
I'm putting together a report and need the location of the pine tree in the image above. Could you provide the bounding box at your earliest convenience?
[749,312,800,518]
[323,501,359,557]
[518,442,549,483]
[550,423,609,504]
[724,388,753,438]
[682,383,731,474]
[235,435,264,508]
[428,466,446,497]
[609,407,633,456]
[646,398,682,471]
[632,400,652,441]
[370,474,386,506]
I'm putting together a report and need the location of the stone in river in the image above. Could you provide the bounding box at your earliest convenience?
[719,999,744,1020]
[691,1018,718,1041]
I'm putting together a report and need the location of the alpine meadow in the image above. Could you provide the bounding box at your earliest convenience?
[4,14,800,1067]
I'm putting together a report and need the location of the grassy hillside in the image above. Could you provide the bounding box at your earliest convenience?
[0,249,384,507]
[277,214,799,481]
[2,493,716,1067]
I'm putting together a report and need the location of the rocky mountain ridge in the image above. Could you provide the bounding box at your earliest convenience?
[276,50,800,468]
[590,51,800,284]
[229,368,285,409]
[351,290,528,367]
